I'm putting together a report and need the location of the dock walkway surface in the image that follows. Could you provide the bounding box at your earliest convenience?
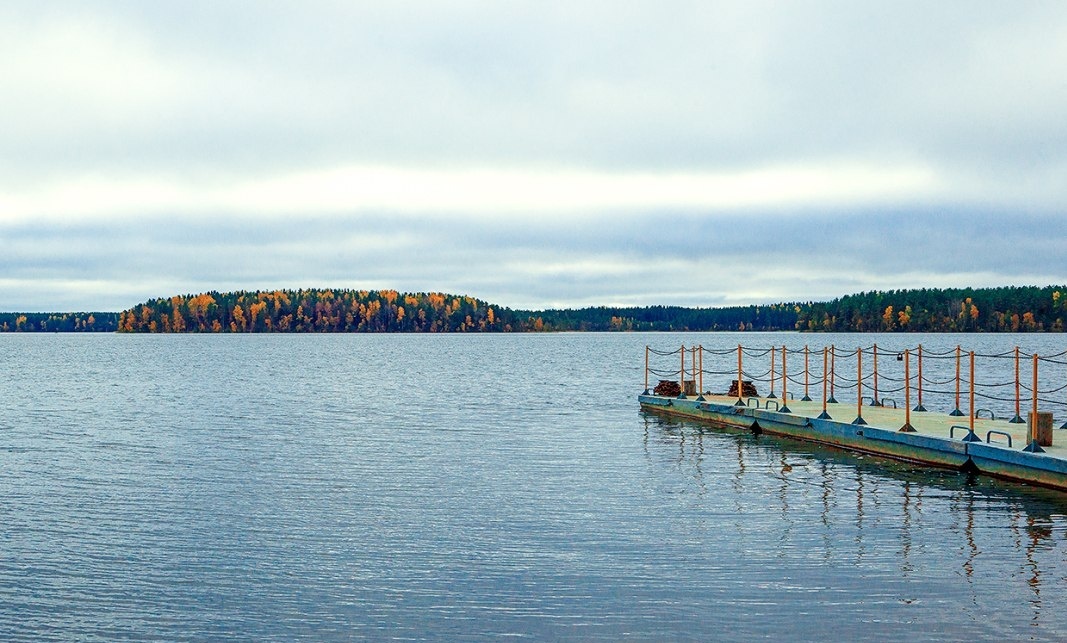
[639,392,1067,491]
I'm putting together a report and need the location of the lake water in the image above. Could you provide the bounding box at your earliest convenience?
[2,332,1067,641]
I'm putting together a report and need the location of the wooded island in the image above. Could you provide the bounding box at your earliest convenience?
[1,285,1064,333]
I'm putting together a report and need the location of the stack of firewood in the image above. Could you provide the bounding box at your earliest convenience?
[727,380,759,397]
[653,380,682,396]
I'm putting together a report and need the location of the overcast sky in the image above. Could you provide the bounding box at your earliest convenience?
[2,1,1066,312]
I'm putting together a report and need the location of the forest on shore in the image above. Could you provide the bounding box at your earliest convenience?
[1,285,1064,333]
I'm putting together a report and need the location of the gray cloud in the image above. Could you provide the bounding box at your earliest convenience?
[2,207,1064,311]
[5,2,1067,177]
[1,1,1065,311]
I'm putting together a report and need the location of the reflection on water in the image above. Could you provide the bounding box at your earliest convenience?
[642,410,1067,639]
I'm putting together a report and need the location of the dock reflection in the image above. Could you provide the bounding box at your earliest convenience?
[641,410,1067,629]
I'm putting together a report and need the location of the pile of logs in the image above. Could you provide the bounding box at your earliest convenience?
[653,379,682,397]
[727,380,759,397]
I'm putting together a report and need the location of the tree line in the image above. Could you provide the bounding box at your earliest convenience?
[116,290,515,333]
[2,285,1064,333]
[0,312,117,333]
[794,286,1067,332]
[110,289,803,333]
[526,303,800,332]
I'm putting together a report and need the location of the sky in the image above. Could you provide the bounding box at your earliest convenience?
[2,1,1066,312]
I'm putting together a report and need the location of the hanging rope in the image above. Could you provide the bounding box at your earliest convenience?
[643,342,1067,423]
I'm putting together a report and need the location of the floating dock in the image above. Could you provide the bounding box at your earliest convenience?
[639,344,1067,491]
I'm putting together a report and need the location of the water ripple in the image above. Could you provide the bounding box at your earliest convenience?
[1,333,1067,641]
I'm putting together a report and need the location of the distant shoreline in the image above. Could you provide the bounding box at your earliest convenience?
[2,284,1065,333]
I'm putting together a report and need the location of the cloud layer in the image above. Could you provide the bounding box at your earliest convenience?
[2,1,1066,311]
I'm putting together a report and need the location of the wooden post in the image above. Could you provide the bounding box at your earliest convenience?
[768,347,777,399]
[679,344,686,398]
[802,347,810,396]
[828,345,838,403]
[1063,360,1067,430]
[853,348,866,425]
[691,345,697,394]
[780,346,792,413]
[1030,412,1054,447]
[873,343,880,406]
[735,345,744,406]
[1033,353,1039,418]
[1010,346,1024,423]
[969,351,975,432]
[1024,354,1048,452]
[696,345,705,400]
[818,347,831,419]
[643,345,649,394]
[915,344,926,411]
[950,345,964,416]
[901,349,915,432]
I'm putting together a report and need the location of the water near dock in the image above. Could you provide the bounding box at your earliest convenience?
[3,332,1067,641]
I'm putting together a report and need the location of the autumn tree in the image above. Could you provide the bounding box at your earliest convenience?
[232,304,246,332]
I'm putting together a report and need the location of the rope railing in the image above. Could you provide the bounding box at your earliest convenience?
[643,342,1067,428]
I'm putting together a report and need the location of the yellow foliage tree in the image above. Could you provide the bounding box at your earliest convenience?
[232,305,246,332]
[249,301,268,331]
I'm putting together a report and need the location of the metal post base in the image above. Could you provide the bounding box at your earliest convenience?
[779,405,792,414]
[913,404,927,412]
[852,417,868,426]
[827,396,838,404]
[1023,440,1047,453]
[816,411,832,420]
[949,408,965,417]
[801,395,812,402]
[961,430,981,443]
[766,392,777,399]
[1009,415,1025,424]
[734,398,745,407]
[899,423,917,433]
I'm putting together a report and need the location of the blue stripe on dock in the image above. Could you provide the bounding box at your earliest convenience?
[639,394,1067,491]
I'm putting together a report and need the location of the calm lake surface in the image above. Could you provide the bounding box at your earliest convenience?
[2,332,1067,641]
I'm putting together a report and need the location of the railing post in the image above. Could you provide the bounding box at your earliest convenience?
[969,351,975,432]
[901,349,915,432]
[802,345,812,401]
[768,347,777,399]
[914,344,927,412]
[643,345,650,394]
[1010,346,1024,423]
[853,348,867,425]
[828,345,838,403]
[1034,353,1039,418]
[696,345,705,401]
[872,343,880,406]
[950,345,965,416]
[780,345,792,413]
[690,345,697,395]
[735,344,745,406]
[678,344,686,399]
[1062,358,1067,429]
[818,347,831,419]
[1024,354,1046,452]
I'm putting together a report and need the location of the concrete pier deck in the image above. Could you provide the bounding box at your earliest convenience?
[639,392,1067,491]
